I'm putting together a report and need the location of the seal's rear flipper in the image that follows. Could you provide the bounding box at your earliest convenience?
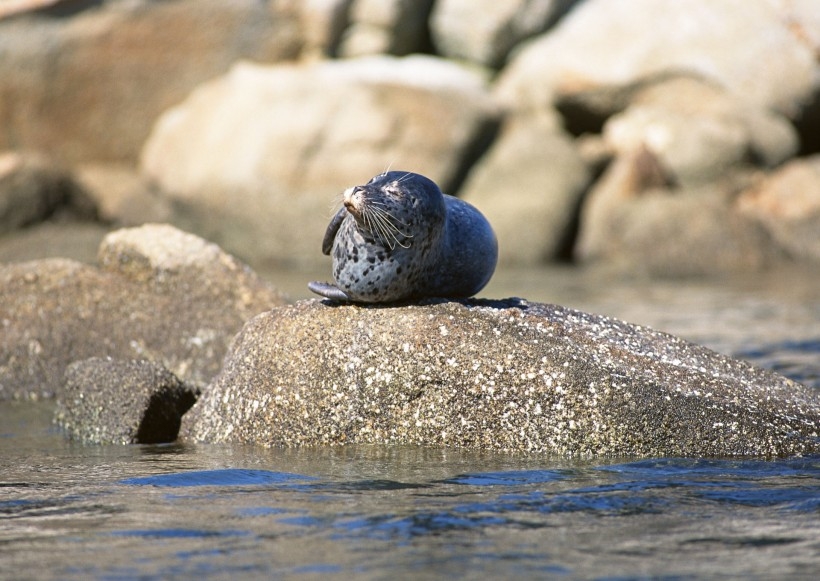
[308,281,351,301]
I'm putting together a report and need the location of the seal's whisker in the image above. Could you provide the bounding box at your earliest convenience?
[366,202,412,227]
[328,191,345,216]
[366,206,414,249]
[369,206,414,236]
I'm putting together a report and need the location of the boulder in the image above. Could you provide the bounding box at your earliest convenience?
[0,151,95,235]
[0,224,285,400]
[181,299,820,457]
[495,0,819,118]
[430,0,574,68]
[338,0,433,57]
[737,156,820,263]
[460,112,590,265]
[0,0,302,163]
[574,149,776,275]
[141,56,498,268]
[602,77,798,186]
[55,358,198,445]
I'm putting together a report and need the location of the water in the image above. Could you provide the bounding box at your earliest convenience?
[2,266,819,579]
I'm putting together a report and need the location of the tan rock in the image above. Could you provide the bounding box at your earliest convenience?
[737,156,820,262]
[575,150,775,275]
[495,0,818,117]
[0,0,302,163]
[602,77,798,185]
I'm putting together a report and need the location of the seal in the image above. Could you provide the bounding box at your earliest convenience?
[308,171,497,303]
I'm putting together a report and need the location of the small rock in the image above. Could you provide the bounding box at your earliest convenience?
[55,357,198,445]
[296,0,354,58]
[181,299,820,457]
[737,156,820,263]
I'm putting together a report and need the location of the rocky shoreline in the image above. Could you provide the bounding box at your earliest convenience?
[0,224,816,456]
[1,1,819,455]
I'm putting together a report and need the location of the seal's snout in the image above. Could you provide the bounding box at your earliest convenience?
[343,186,366,217]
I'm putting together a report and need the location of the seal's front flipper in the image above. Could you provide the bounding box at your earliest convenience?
[308,281,352,301]
[322,208,347,255]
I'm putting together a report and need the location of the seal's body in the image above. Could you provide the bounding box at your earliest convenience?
[308,171,497,303]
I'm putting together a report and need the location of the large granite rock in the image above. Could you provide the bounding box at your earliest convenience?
[55,357,197,445]
[495,0,819,117]
[0,0,302,163]
[0,224,285,400]
[182,299,820,457]
[141,56,498,269]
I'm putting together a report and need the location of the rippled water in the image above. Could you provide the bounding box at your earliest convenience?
[2,266,819,579]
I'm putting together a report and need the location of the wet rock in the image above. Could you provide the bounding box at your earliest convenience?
[338,0,433,57]
[575,149,775,275]
[181,299,820,458]
[55,357,198,445]
[0,224,285,400]
[737,156,820,263]
[430,0,574,68]
[602,77,798,186]
[495,0,818,118]
[0,0,302,163]
[460,112,590,265]
[0,151,95,235]
[141,56,498,268]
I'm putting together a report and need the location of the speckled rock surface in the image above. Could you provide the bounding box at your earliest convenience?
[0,224,285,400]
[181,299,820,457]
[55,357,198,445]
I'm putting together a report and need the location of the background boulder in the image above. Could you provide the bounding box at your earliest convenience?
[0,224,285,400]
[0,0,302,163]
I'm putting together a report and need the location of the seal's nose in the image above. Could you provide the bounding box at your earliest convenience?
[343,186,365,215]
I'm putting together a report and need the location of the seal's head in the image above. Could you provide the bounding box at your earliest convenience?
[341,171,445,250]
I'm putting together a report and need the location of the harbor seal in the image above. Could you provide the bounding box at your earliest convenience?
[308,171,497,303]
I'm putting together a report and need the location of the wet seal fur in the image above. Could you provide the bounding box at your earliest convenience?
[309,171,498,303]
